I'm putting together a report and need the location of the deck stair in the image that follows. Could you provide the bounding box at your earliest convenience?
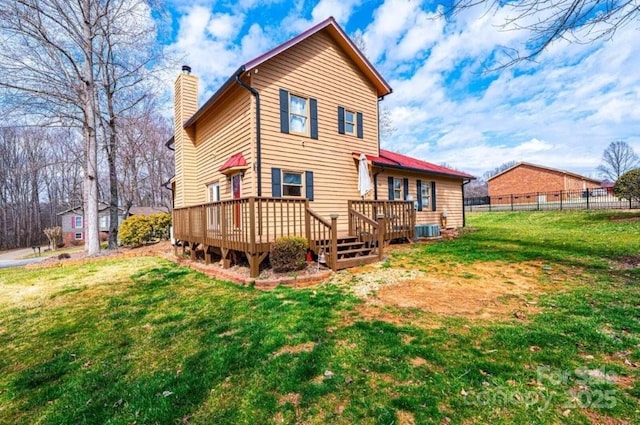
[315,236,379,269]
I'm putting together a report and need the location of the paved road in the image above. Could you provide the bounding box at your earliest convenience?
[0,248,48,269]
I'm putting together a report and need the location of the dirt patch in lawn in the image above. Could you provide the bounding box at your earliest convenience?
[271,341,316,357]
[616,255,640,269]
[349,261,579,321]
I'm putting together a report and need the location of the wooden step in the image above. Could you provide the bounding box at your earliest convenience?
[315,236,359,246]
[335,254,381,270]
[336,247,372,258]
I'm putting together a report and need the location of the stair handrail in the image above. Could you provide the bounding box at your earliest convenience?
[348,207,384,260]
[305,207,336,270]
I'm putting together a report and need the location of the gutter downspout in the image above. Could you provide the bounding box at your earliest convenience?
[235,67,262,196]
[372,167,384,200]
[462,179,471,227]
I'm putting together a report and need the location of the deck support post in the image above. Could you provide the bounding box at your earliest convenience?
[204,245,212,264]
[330,213,338,271]
[376,214,385,261]
[246,252,269,278]
[221,248,231,269]
[190,243,197,260]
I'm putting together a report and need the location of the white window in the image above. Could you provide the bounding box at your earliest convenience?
[207,182,220,230]
[207,182,220,203]
[393,178,403,200]
[73,216,82,228]
[289,94,308,135]
[283,171,303,197]
[99,215,109,229]
[74,232,83,240]
[421,183,430,206]
[344,110,356,135]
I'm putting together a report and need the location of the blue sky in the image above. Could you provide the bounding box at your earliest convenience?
[161,0,640,179]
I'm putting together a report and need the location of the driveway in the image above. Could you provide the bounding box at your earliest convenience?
[0,248,48,269]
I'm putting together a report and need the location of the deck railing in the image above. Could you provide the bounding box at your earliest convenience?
[347,208,385,260]
[174,197,310,254]
[305,208,335,270]
[174,198,416,277]
[349,200,415,242]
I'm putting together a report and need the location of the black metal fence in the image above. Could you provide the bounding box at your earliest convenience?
[465,189,639,212]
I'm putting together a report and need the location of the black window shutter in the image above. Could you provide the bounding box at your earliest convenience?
[403,178,409,200]
[356,112,363,139]
[431,181,437,211]
[279,89,289,134]
[416,180,423,211]
[272,168,282,197]
[337,106,345,134]
[216,185,220,201]
[387,176,394,200]
[310,99,318,139]
[305,171,314,201]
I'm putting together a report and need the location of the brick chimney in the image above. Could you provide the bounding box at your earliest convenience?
[173,65,198,208]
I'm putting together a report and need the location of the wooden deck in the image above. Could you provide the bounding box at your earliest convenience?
[173,197,415,277]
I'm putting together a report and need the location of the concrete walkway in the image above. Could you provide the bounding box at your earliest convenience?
[0,248,48,269]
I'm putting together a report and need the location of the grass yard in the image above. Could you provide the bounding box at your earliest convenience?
[0,210,639,424]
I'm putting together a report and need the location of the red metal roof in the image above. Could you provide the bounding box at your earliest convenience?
[219,152,247,172]
[361,149,474,179]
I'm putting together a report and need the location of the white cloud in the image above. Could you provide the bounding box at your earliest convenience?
[207,13,244,40]
[240,23,272,60]
[369,0,640,178]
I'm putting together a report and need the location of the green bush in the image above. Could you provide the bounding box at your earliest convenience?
[149,212,172,240]
[270,236,308,273]
[614,168,640,201]
[119,215,153,247]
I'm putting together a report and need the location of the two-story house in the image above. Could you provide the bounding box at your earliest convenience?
[172,17,474,277]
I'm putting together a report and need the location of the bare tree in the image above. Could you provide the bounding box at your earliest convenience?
[379,106,396,141]
[0,0,102,254]
[94,0,164,249]
[597,140,640,182]
[484,160,518,179]
[453,0,640,63]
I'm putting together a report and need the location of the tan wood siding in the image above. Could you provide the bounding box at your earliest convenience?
[375,169,465,228]
[173,74,199,208]
[251,30,380,232]
[193,85,253,204]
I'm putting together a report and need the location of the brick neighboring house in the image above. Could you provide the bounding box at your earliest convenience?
[487,162,601,198]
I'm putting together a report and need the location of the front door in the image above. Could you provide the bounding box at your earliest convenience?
[232,174,241,228]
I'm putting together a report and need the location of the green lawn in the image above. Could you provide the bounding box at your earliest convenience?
[0,210,638,424]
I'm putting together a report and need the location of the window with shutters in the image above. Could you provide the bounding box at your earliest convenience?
[73,216,82,228]
[393,178,403,200]
[289,94,308,135]
[338,106,363,138]
[282,171,303,197]
[421,183,430,207]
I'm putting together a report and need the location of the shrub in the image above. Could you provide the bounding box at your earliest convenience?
[43,226,62,251]
[614,168,640,202]
[148,212,172,240]
[119,215,153,247]
[270,236,308,273]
